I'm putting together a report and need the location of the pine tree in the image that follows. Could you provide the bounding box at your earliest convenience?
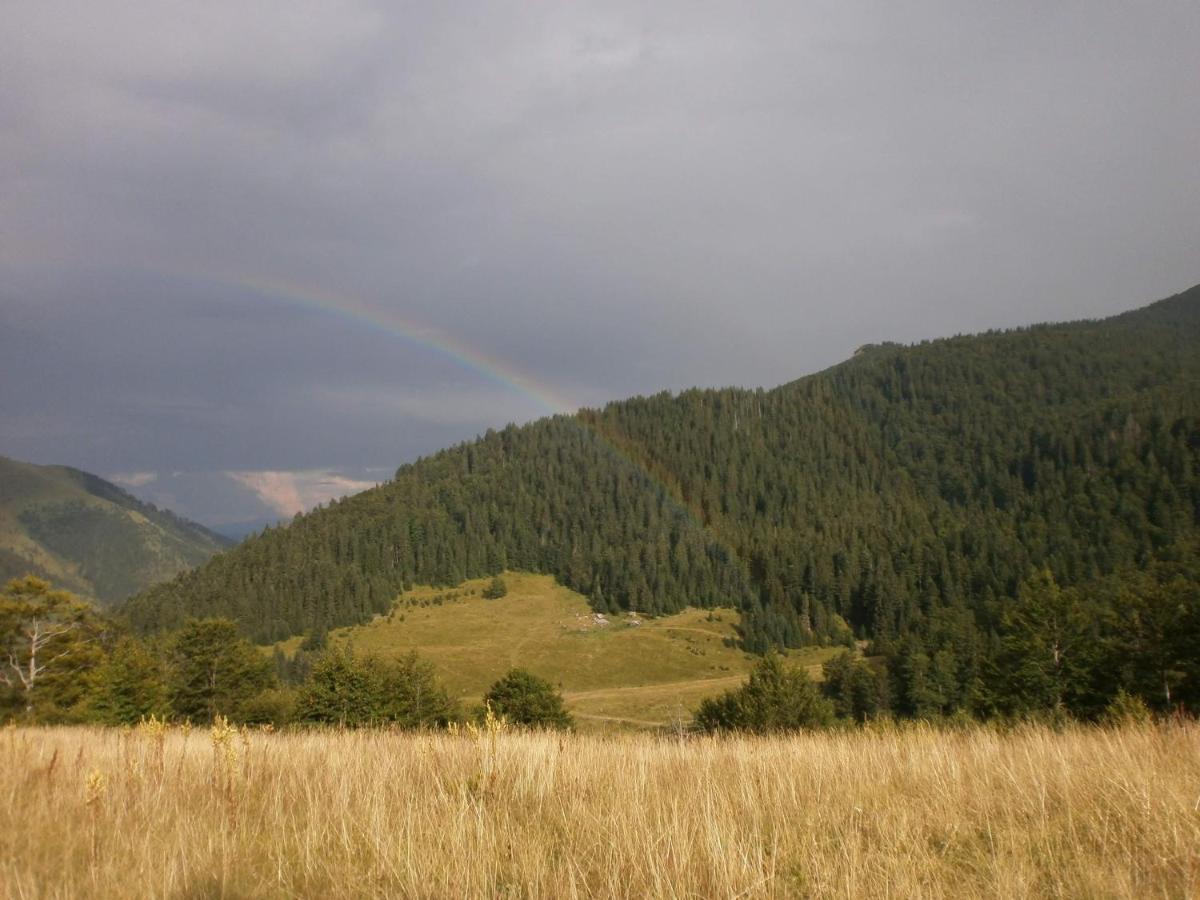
[822,650,887,722]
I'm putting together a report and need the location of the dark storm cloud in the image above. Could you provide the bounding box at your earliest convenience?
[2,1,1199,524]
[0,269,542,471]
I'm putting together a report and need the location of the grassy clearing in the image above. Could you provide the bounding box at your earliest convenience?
[278,573,840,728]
[2,722,1197,898]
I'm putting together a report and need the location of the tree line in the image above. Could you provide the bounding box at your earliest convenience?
[698,553,1199,731]
[5,564,1197,731]
[0,576,573,730]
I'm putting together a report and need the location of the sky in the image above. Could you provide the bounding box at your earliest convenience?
[2,1,1198,531]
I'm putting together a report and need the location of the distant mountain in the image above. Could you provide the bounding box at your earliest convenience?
[124,284,1200,651]
[0,456,232,604]
[211,518,281,542]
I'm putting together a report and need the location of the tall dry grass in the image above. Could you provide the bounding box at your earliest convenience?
[1,720,1197,898]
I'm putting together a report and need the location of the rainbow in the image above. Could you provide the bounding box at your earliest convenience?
[164,267,730,551]
[192,270,578,417]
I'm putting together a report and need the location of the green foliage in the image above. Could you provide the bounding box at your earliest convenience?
[694,653,835,733]
[987,571,1108,719]
[237,687,297,726]
[482,576,508,600]
[822,651,888,723]
[1102,689,1153,726]
[482,668,572,729]
[1103,563,1198,711]
[166,619,274,723]
[295,648,458,728]
[294,648,377,725]
[0,576,108,720]
[299,627,328,653]
[87,636,168,725]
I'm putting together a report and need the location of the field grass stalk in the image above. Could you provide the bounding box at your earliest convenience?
[1,722,1197,898]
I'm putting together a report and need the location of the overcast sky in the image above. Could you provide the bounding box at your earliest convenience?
[2,1,1198,528]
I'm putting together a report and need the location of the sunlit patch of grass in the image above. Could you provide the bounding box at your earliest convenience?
[272,572,840,728]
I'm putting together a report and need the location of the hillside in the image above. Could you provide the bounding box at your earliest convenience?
[275,572,839,730]
[124,284,1200,665]
[0,456,231,604]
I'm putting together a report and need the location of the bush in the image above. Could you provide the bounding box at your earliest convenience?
[482,668,572,729]
[695,652,834,733]
[482,576,508,600]
[296,648,459,728]
[1102,689,1153,726]
[238,688,298,726]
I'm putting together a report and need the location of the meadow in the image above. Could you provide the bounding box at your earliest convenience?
[275,573,841,730]
[2,720,1197,898]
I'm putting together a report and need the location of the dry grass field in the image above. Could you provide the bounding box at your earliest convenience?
[2,721,1198,899]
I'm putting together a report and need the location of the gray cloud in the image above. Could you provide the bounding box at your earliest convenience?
[2,1,1199,525]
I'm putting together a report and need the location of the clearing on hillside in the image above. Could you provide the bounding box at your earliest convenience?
[275,572,842,729]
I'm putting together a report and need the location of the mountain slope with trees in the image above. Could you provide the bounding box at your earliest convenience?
[0,457,231,605]
[123,285,1200,708]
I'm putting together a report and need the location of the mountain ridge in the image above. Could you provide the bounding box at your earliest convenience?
[0,455,232,604]
[122,284,1200,653]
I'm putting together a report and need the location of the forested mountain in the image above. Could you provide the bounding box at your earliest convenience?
[0,457,231,605]
[124,285,1200,677]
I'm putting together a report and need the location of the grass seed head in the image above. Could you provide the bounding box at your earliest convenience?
[84,768,107,807]
[137,714,167,742]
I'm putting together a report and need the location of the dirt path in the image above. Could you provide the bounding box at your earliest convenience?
[564,661,824,706]
[653,625,730,638]
[564,673,747,703]
[572,713,669,728]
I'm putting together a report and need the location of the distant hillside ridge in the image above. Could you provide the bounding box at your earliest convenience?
[0,456,232,604]
[122,284,1200,649]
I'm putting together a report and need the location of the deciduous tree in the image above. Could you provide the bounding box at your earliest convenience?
[87,636,168,725]
[167,618,274,722]
[0,576,106,718]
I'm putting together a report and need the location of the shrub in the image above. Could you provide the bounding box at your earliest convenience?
[695,652,834,733]
[482,576,508,600]
[238,687,298,726]
[296,648,459,728]
[1102,689,1153,726]
[482,668,572,729]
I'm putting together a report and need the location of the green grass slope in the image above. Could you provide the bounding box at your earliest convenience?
[0,456,231,604]
[276,572,839,730]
